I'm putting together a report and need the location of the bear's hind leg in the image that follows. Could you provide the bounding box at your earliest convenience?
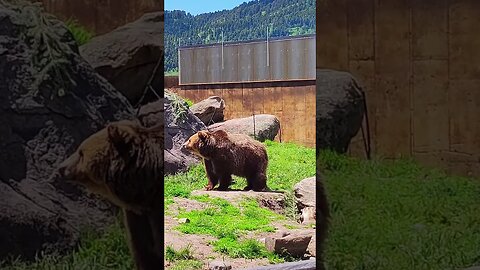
[217,174,232,191]
[248,172,267,192]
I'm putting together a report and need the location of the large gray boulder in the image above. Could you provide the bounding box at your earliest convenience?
[0,3,133,261]
[80,12,164,106]
[208,114,280,142]
[316,69,365,153]
[162,92,206,175]
[190,96,225,125]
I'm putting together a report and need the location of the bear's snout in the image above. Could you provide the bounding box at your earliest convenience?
[58,154,78,180]
[181,141,190,150]
[57,161,71,179]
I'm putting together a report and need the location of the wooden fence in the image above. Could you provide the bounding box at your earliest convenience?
[166,76,316,148]
[38,0,162,34]
[317,0,480,177]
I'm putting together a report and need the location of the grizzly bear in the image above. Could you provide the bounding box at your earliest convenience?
[182,129,268,191]
[58,120,163,270]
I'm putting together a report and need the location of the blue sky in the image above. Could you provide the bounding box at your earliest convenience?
[165,0,254,16]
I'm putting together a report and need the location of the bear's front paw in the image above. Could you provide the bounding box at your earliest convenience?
[205,185,214,191]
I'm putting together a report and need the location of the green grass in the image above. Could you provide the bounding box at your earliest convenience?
[163,141,314,263]
[176,197,282,238]
[1,219,133,270]
[165,245,203,270]
[5,141,479,269]
[164,140,315,219]
[165,70,179,76]
[169,259,203,270]
[319,150,480,270]
[184,98,194,108]
[165,245,194,261]
[175,196,286,262]
[65,19,93,46]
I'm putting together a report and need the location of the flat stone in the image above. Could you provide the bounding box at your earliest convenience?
[265,232,313,257]
[178,218,190,224]
[209,260,232,270]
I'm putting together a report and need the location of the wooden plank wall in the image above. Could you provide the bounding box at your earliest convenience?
[317,0,480,177]
[166,77,316,148]
[37,0,162,35]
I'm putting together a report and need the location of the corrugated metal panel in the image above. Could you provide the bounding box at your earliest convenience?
[269,40,286,81]
[288,38,305,79]
[305,37,316,79]
[192,47,207,83]
[238,44,253,82]
[223,45,238,83]
[178,35,315,85]
[252,42,269,81]
[178,48,193,85]
[206,46,222,83]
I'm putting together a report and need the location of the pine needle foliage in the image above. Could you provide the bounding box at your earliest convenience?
[0,0,78,99]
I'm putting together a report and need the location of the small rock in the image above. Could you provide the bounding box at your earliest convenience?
[265,232,313,257]
[209,260,232,270]
[178,218,190,224]
[279,231,291,237]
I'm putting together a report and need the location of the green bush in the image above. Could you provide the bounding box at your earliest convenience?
[65,19,93,46]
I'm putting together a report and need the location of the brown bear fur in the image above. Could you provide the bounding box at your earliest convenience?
[183,129,268,191]
[58,120,163,270]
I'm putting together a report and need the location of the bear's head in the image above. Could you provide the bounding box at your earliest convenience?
[182,130,228,159]
[182,130,209,158]
[57,120,163,211]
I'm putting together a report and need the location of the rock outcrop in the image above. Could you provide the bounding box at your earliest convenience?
[80,12,164,106]
[190,96,225,125]
[0,3,133,261]
[162,92,206,175]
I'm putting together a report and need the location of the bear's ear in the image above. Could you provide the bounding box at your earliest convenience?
[107,125,134,146]
[198,131,209,140]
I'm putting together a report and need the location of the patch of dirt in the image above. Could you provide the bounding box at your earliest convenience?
[164,195,316,269]
[166,197,209,216]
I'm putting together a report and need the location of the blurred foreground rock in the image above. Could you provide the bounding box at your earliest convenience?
[0,3,133,261]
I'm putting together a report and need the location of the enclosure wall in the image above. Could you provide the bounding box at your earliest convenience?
[37,0,162,34]
[317,0,480,177]
[166,76,316,148]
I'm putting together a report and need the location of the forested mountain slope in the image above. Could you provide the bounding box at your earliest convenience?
[165,0,315,72]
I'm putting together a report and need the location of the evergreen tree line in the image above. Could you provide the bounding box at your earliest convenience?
[164,0,315,73]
